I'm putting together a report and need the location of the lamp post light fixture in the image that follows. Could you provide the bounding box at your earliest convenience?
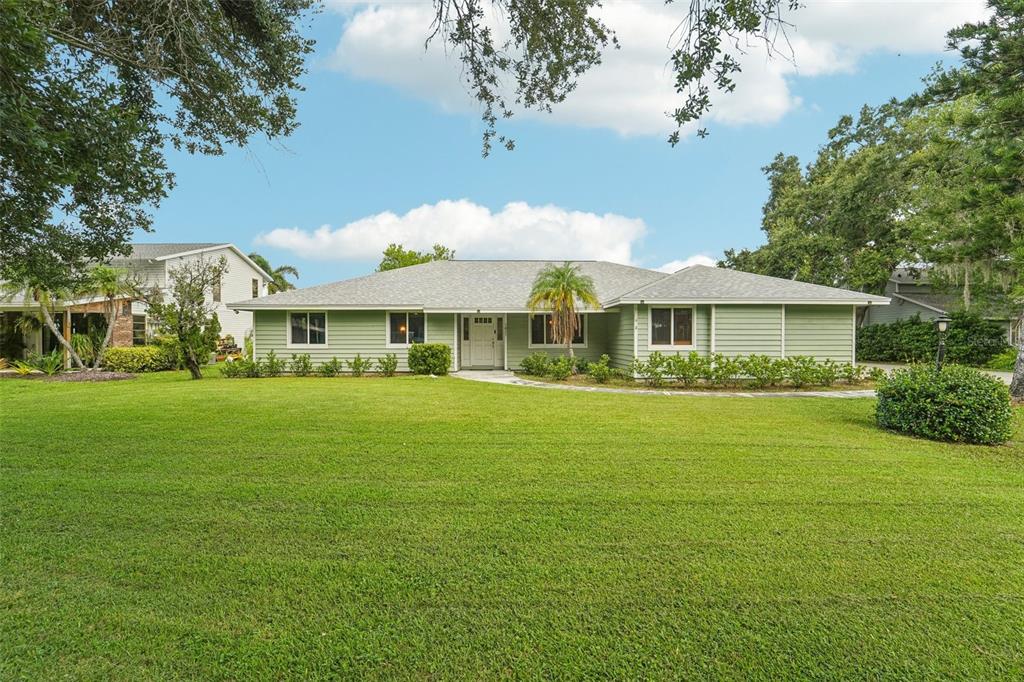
[935,315,952,371]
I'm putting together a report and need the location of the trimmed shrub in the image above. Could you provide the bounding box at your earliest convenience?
[377,353,398,377]
[857,312,1011,366]
[263,350,285,377]
[547,356,575,380]
[290,353,313,376]
[220,359,246,378]
[709,353,742,387]
[784,356,819,389]
[815,359,840,387]
[740,354,785,389]
[841,363,867,384]
[346,354,372,377]
[633,352,670,387]
[103,345,178,373]
[587,354,614,383]
[667,352,711,387]
[876,364,1013,445]
[318,357,342,377]
[408,343,451,375]
[520,353,550,376]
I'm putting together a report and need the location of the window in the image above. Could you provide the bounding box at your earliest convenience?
[252,279,260,298]
[289,312,326,345]
[529,313,585,346]
[650,307,693,347]
[462,316,469,341]
[132,315,147,346]
[389,312,424,345]
[496,317,503,341]
[212,278,222,303]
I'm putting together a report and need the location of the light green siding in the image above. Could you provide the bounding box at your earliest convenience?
[865,298,938,325]
[714,305,783,358]
[505,313,610,369]
[785,305,855,362]
[253,310,456,372]
[607,306,634,368]
[635,304,713,362]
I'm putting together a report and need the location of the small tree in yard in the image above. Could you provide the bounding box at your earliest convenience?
[527,263,600,369]
[86,265,140,369]
[146,257,228,380]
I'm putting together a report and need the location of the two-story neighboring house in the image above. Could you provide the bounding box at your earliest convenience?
[0,243,272,360]
[864,267,1021,345]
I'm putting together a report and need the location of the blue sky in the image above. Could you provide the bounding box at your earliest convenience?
[143,2,987,286]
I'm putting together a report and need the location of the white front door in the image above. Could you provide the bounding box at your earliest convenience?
[469,316,497,367]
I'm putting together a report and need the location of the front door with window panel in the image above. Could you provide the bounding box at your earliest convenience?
[465,315,504,368]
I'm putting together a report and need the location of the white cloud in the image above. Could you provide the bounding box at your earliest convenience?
[326,0,989,138]
[657,255,718,273]
[256,199,647,264]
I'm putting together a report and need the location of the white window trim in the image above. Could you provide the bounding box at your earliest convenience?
[286,310,329,348]
[647,306,696,351]
[527,313,589,349]
[385,310,428,348]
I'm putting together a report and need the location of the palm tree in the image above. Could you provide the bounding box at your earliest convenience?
[249,253,299,294]
[85,265,139,368]
[527,262,600,364]
[0,279,87,369]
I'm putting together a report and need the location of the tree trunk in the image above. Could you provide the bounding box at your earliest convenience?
[1011,312,1023,400]
[184,348,203,380]
[93,297,119,369]
[39,304,86,369]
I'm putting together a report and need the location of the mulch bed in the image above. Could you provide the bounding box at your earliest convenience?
[0,371,135,382]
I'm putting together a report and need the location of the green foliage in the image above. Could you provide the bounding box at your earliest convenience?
[987,347,1017,372]
[407,343,451,375]
[26,350,63,376]
[346,354,373,377]
[248,253,299,293]
[146,257,229,379]
[262,350,285,378]
[665,352,712,388]
[841,363,867,385]
[815,359,840,387]
[709,354,742,387]
[102,346,178,373]
[520,353,551,376]
[377,354,399,377]
[784,356,819,389]
[547,356,575,381]
[318,357,342,378]
[586,354,613,383]
[876,365,1013,445]
[11,360,36,376]
[857,313,1011,366]
[739,354,785,389]
[527,263,600,350]
[633,352,669,387]
[0,1,313,290]
[290,354,313,377]
[377,243,455,272]
[71,333,97,367]
[219,359,247,379]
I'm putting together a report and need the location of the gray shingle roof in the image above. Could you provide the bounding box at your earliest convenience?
[120,243,227,260]
[229,260,889,311]
[230,260,664,311]
[610,265,889,304]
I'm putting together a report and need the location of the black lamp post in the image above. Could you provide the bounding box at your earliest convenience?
[935,315,951,371]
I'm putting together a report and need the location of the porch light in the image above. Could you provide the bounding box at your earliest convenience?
[934,315,951,334]
[934,315,951,371]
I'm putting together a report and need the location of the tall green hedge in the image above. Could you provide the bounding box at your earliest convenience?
[858,312,1010,366]
[103,345,180,373]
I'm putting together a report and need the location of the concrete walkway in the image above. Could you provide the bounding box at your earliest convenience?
[453,370,877,399]
[860,362,1012,385]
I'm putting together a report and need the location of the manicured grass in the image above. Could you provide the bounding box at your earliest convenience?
[2,371,1023,679]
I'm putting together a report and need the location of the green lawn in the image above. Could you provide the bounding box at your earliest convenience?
[2,371,1023,679]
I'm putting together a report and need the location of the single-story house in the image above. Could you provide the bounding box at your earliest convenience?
[865,267,1021,345]
[1,243,272,361]
[227,261,890,372]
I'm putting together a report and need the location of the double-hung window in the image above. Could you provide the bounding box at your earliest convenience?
[290,312,327,346]
[529,313,585,346]
[389,312,425,345]
[650,307,693,347]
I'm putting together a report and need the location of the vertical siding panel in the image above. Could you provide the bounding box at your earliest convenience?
[784,305,856,362]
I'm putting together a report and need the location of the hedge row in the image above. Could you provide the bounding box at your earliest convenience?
[102,345,180,373]
[857,312,1011,366]
[221,344,452,378]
